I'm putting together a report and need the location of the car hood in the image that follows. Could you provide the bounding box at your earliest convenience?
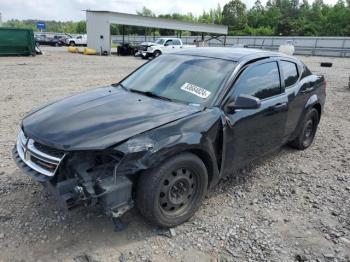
[22,86,201,151]
[140,42,156,46]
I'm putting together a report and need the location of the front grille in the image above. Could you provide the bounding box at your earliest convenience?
[14,131,65,177]
[138,45,148,51]
[33,141,65,158]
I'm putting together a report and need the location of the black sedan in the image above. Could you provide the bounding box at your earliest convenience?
[13,48,326,227]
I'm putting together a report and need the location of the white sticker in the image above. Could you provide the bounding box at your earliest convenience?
[180,83,211,99]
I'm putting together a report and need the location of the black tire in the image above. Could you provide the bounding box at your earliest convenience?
[136,153,208,227]
[289,108,319,150]
[69,41,75,46]
[154,50,161,57]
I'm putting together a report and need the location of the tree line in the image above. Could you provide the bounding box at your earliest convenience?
[3,0,350,36]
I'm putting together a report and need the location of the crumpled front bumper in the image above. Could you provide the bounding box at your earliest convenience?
[12,146,51,182]
[12,132,134,217]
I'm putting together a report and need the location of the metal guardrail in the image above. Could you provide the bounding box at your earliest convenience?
[111,35,350,57]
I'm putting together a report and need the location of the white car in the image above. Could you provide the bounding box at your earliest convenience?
[66,34,87,46]
[139,38,195,59]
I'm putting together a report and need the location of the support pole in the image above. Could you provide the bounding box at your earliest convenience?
[122,25,125,44]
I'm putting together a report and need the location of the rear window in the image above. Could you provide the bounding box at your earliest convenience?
[301,64,312,78]
[280,61,299,87]
[173,39,181,45]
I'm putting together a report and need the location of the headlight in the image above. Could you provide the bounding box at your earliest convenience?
[147,46,153,52]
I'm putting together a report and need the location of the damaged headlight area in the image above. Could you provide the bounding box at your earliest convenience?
[42,150,134,218]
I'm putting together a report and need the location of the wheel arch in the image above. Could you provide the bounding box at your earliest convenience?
[291,95,322,142]
[141,146,220,189]
[312,103,322,121]
[186,148,216,188]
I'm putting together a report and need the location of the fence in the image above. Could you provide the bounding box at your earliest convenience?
[111,35,350,57]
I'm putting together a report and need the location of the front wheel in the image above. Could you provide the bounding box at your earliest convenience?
[289,108,319,150]
[136,153,208,227]
[69,41,75,46]
[153,50,161,57]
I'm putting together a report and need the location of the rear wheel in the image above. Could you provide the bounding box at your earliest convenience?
[136,153,208,227]
[289,108,319,150]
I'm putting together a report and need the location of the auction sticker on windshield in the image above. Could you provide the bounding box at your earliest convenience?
[180,83,211,99]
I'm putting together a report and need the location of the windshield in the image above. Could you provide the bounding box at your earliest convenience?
[155,39,165,45]
[121,54,236,106]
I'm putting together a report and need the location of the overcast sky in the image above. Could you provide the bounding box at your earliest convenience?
[1,0,339,22]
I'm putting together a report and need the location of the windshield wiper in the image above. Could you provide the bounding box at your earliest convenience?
[129,89,172,102]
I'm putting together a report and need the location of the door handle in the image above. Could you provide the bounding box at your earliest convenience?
[272,103,287,111]
[301,87,314,94]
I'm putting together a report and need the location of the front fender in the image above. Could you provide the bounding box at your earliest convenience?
[114,131,220,187]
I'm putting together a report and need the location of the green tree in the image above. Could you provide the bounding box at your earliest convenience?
[75,21,86,34]
[222,0,248,31]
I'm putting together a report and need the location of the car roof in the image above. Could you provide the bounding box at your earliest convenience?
[172,47,293,62]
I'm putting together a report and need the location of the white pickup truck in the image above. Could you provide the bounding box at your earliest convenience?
[66,34,87,46]
[138,38,195,59]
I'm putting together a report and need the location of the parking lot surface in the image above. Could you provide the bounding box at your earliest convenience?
[0,47,349,261]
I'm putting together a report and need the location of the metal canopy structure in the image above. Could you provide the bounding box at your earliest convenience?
[86,10,228,54]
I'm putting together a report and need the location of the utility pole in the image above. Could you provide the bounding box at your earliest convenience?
[0,13,2,27]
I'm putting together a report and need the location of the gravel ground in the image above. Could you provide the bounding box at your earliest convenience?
[0,47,349,262]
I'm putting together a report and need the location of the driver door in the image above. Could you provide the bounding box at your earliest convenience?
[164,39,174,51]
[76,36,82,44]
[222,59,288,173]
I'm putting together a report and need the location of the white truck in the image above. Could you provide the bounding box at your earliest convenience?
[66,34,87,46]
[138,38,195,59]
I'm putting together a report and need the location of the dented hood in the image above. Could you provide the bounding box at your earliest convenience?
[22,87,200,150]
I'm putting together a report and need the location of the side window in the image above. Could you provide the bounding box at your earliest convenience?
[173,39,181,45]
[301,64,312,79]
[280,61,299,87]
[165,40,173,46]
[234,62,281,100]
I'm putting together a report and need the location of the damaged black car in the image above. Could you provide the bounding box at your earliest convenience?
[13,48,326,227]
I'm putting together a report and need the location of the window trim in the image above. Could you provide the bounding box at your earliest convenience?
[165,40,174,46]
[279,60,299,89]
[224,59,283,103]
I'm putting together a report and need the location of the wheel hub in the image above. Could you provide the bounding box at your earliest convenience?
[159,168,196,213]
[304,120,313,138]
[169,179,190,204]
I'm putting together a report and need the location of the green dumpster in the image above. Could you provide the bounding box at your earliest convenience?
[0,28,36,56]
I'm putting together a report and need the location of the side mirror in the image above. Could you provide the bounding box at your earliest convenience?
[225,94,261,113]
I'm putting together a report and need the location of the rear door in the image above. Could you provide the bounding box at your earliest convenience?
[279,60,313,141]
[173,39,182,49]
[222,59,289,172]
